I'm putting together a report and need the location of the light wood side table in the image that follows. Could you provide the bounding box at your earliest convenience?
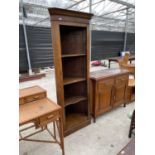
[19,86,65,155]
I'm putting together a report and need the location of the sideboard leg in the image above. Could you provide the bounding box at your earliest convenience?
[93,117,96,123]
[108,61,111,68]
[124,102,126,107]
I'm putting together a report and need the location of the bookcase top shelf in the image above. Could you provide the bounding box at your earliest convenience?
[48,8,93,19]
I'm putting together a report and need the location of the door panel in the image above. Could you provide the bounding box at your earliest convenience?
[97,79,114,114]
[113,75,128,107]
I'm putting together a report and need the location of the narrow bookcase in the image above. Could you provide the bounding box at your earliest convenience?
[48,8,93,136]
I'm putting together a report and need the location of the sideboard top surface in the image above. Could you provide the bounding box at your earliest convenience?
[90,69,129,80]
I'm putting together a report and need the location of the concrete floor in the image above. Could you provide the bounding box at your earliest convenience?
[19,62,135,155]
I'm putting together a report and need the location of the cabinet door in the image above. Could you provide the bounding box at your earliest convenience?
[96,79,114,114]
[113,75,128,107]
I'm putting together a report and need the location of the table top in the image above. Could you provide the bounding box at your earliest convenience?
[19,86,46,99]
[90,68,129,80]
[117,138,135,155]
[122,64,135,67]
[19,98,61,125]
[120,64,135,74]
[108,55,135,61]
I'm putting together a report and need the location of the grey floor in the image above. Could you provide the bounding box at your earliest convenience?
[19,62,135,155]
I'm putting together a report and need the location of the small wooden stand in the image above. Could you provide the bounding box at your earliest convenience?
[19,86,65,155]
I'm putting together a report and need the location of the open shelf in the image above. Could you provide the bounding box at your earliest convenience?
[65,96,87,107]
[65,113,88,131]
[65,100,88,128]
[60,25,86,55]
[64,81,87,101]
[63,77,86,85]
[62,53,86,58]
[62,56,86,79]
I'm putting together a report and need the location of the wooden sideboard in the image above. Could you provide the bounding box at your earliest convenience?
[90,69,129,122]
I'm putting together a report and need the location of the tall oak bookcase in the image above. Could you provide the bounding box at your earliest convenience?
[48,8,93,136]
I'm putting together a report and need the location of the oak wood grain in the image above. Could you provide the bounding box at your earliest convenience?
[48,8,93,135]
[19,98,61,125]
[90,69,129,122]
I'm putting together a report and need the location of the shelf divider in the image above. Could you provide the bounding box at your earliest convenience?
[62,53,86,58]
[63,77,86,85]
[65,96,87,107]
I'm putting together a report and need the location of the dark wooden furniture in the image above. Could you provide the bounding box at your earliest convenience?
[108,55,135,68]
[117,138,135,155]
[90,69,129,122]
[48,8,93,136]
[19,86,65,155]
[129,110,135,138]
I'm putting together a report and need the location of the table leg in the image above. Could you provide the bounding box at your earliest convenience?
[108,60,111,68]
[124,90,127,107]
[124,102,126,107]
[53,121,56,139]
[93,117,96,123]
[124,85,128,107]
[59,113,65,155]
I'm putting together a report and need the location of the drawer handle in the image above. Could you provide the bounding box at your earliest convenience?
[47,115,54,120]
[33,96,39,100]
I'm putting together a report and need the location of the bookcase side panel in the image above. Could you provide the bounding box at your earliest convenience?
[51,22,65,122]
